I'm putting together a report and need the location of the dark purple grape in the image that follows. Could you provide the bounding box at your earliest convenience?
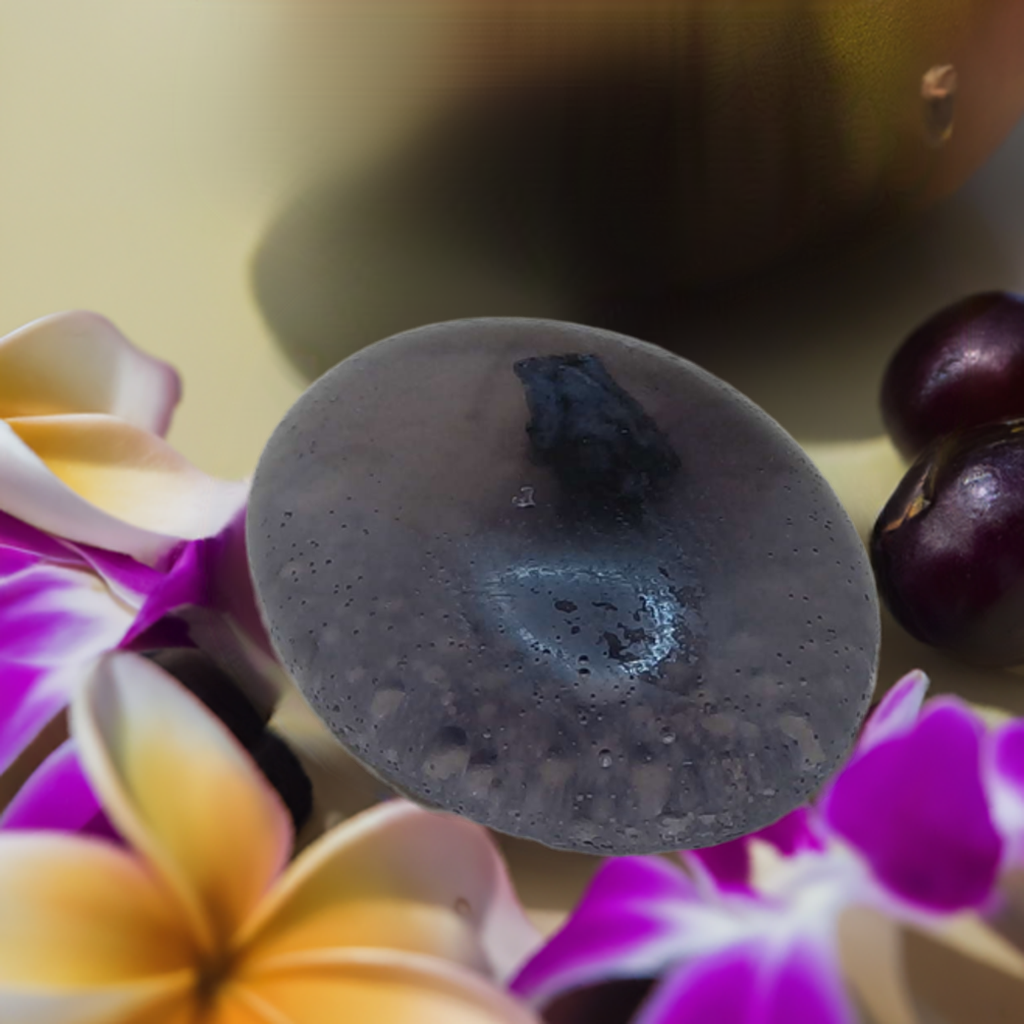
[247,318,878,854]
[248,729,314,836]
[871,419,1024,666]
[543,979,656,1024]
[881,291,1024,460]
[148,648,268,747]
[149,648,312,833]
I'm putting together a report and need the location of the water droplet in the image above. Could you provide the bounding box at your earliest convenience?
[511,486,536,508]
[598,748,614,769]
[660,728,676,745]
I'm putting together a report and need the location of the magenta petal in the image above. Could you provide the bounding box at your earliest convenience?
[690,839,753,892]
[0,738,116,839]
[757,807,825,856]
[63,540,163,606]
[634,940,854,1024]
[120,535,206,645]
[120,506,260,648]
[856,670,930,754]
[989,720,1024,793]
[824,699,1002,911]
[690,809,824,892]
[0,662,70,776]
[0,509,82,566]
[512,857,696,1006]
[982,721,1024,862]
[122,505,283,713]
[0,561,132,773]
[204,505,278,665]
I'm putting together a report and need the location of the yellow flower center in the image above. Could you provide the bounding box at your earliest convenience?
[195,949,237,1008]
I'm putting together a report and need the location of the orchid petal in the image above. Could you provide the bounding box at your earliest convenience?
[855,671,930,755]
[122,508,283,715]
[236,949,539,1024]
[688,839,752,893]
[0,311,180,435]
[512,857,701,1007]
[61,540,162,610]
[0,738,114,838]
[823,699,1002,912]
[72,652,292,953]
[690,809,825,893]
[237,801,539,983]
[5,414,246,548]
[0,508,157,614]
[632,938,855,1024]
[0,509,83,566]
[983,720,1024,864]
[0,832,193,986]
[0,556,134,774]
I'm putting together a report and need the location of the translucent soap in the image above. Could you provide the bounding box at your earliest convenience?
[248,318,879,854]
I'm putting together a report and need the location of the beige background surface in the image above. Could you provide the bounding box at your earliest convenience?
[2,1,1022,467]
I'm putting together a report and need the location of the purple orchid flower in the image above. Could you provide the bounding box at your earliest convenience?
[512,671,1024,1023]
[0,311,286,833]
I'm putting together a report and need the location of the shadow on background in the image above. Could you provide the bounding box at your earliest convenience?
[252,90,1019,442]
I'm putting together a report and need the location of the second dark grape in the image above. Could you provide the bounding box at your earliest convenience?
[871,419,1024,667]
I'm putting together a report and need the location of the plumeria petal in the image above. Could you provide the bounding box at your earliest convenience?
[0,311,181,434]
[72,652,292,953]
[855,670,930,754]
[237,800,539,982]
[823,698,1002,912]
[0,832,194,987]
[235,949,539,1024]
[512,857,702,1006]
[0,738,114,838]
[4,414,246,552]
[0,421,182,565]
[0,554,134,774]
[0,978,196,1024]
[632,938,855,1024]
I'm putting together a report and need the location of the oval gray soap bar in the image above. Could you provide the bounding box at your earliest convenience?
[248,318,879,854]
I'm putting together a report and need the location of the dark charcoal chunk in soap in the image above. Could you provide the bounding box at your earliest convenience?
[514,353,680,507]
[247,318,879,854]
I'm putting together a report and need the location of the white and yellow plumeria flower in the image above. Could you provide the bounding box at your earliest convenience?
[0,312,281,794]
[0,310,246,563]
[0,650,542,1024]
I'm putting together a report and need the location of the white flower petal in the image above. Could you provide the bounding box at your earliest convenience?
[0,419,245,564]
[0,311,180,435]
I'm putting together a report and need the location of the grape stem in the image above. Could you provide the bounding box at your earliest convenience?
[798,434,907,544]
